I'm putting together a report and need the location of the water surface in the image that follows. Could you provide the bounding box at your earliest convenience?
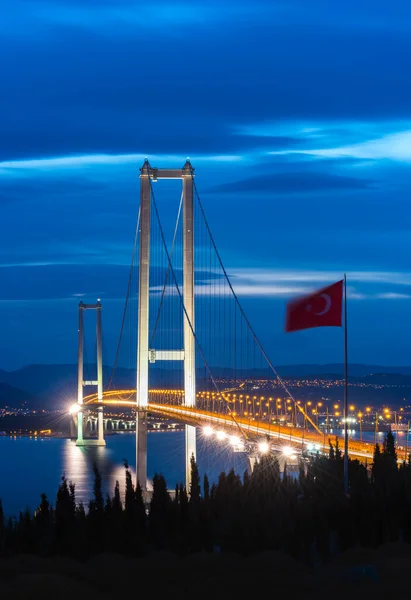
[0,430,248,516]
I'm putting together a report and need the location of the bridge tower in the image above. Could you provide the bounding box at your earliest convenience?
[76,300,106,446]
[136,160,196,491]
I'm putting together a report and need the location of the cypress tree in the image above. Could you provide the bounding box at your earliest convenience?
[150,474,172,550]
[243,469,250,490]
[5,517,15,554]
[105,494,112,513]
[89,463,104,514]
[124,465,135,515]
[76,502,86,520]
[203,474,210,502]
[112,480,122,514]
[87,464,105,552]
[179,483,188,515]
[189,454,201,504]
[0,499,4,555]
[37,493,50,521]
[16,509,34,554]
[105,481,121,555]
[383,430,397,465]
[135,482,148,535]
[372,443,382,483]
[123,463,138,554]
[35,493,52,554]
[55,476,76,552]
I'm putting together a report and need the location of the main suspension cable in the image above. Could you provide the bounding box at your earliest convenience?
[193,178,321,435]
[148,174,248,440]
[107,207,141,391]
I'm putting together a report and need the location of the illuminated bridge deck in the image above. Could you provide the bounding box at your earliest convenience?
[82,389,399,462]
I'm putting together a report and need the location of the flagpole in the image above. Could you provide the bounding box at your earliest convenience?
[343,273,349,495]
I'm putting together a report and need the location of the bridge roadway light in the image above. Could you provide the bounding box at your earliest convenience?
[203,426,213,437]
[217,431,227,441]
[282,446,295,457]
[69,403,81,414]
[258,441,270,454]
[229,435,240,446]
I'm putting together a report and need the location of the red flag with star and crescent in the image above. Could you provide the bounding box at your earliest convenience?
[285,280,343,332]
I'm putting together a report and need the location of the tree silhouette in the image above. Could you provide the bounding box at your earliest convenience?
[3,431,411,565]
[0,499,4,555]
[189,454,201,504]
[150,474,172,550]
[54,476,76,554]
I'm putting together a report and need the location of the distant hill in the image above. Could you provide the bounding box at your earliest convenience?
[255,364,411,377]
[1,363,411,409]
[0,364,138,409]
[0,382,39,409]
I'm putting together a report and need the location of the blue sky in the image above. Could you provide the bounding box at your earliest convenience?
[1,0,411,370]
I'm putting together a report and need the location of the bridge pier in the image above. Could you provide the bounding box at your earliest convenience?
[185,425,196,487]
[136,410,148,490]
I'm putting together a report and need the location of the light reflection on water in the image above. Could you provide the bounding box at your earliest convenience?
[0,430,248,516]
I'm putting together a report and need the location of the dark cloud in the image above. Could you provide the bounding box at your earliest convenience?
[2,1,411,160]
[0,264,134,301]
[1,0,411,367]
[208,172,371,194]
[0,177,106,203]
[0,264,221,301]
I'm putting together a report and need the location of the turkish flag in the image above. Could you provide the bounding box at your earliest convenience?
[285,280,343,332]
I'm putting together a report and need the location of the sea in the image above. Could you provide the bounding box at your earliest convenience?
[0,429,248,517]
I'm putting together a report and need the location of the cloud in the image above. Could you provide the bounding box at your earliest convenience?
[2,3,411,166]
[0,264,221,301]
[293,130,411,163]
[208,171,371,194]
[229,268,411,287]
[376,292,411,299]
[201,268,411,298]
[6,0,261,36]
[0,177,105,203]
[236,119,411,163]
[6,0,411,37]
[2,264,408,302]
[0,153,242,175]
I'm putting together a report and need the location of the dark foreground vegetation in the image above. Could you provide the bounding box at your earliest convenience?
[2,432,411,598]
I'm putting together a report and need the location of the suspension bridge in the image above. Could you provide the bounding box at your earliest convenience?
[70,159,378,491]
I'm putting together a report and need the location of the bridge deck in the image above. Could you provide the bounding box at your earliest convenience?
[83,391,404,462]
